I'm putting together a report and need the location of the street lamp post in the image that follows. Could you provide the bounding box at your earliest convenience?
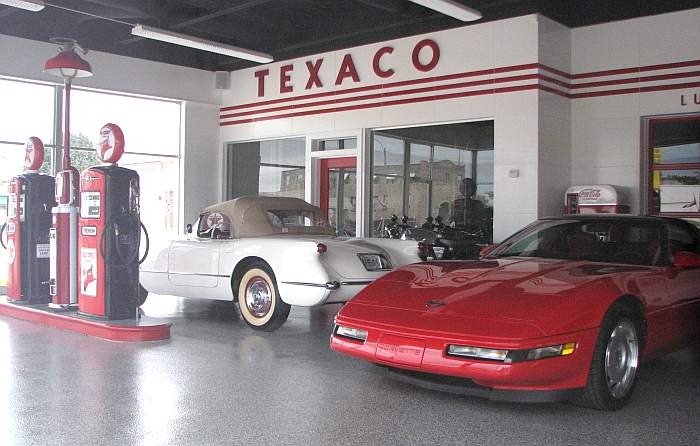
[43,38,92,309]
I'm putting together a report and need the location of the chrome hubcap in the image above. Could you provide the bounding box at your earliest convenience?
[245,277,272,318]
[605,320,639,398]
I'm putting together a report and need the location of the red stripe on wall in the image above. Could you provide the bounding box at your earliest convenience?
[571,80,700,98]
[220,83,541,126]
[572,70,700,89]
[220,73,540,120]
[572,59,700,79]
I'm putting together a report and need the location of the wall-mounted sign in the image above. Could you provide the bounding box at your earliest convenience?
[680,93,700,106]
[254,39,441,97]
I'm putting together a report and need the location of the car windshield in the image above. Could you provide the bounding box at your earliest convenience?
[489,219,662,266]
[266,209,330,230]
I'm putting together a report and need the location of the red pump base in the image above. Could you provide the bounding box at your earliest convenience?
[0,300,170,342]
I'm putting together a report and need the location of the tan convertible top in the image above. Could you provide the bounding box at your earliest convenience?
[202,196,334,238]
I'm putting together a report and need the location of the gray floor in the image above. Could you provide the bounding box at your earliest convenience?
[1,294,699,446]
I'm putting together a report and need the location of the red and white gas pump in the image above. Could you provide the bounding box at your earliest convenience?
[564,185,630,214]
[77,124,148,320]
[2,137,56,304]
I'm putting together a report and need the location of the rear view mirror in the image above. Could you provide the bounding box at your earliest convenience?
[186,223,193,234]
[674,251,700,269]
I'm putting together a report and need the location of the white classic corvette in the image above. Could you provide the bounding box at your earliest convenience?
[140,196,421,330]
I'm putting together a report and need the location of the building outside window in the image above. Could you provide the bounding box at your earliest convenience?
[370,122,494,241]
[0,77,182,286]
[226,137,306,200]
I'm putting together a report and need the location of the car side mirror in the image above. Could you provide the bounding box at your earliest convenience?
[480,243,498,257]
[186,224,192,234]
[673,251,700,269]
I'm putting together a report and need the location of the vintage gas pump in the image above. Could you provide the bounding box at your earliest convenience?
[2,137,55,304]
[78,124,147,320]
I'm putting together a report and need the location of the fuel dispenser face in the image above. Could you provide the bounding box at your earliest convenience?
[78,124,143,320]
[5,138,55,304]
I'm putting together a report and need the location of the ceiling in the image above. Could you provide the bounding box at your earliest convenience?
[2,0,700,72]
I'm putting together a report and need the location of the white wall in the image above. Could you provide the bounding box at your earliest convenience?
[220,15,544,241]
[0,34,222,232]
[571,9,700,212]
[537,17,572,217]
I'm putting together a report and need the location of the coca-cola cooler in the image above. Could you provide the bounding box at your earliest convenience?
[564,185,630,214]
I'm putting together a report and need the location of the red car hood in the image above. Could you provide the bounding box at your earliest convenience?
[340,258,641,341]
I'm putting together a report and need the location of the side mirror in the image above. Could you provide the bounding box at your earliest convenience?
[186,224,193,234]
[480,243,498,257]
[673,251,700,269]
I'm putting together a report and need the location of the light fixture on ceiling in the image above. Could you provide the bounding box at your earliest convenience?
[131,24,273,64]
[408,0,482,21]
[0,0,44,11]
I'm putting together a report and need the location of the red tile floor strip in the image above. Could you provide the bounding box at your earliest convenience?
[0,300,171,342]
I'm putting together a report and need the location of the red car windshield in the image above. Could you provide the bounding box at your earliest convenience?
[489,219,663,266]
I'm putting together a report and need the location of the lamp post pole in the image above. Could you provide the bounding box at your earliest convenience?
[43,38,92,309]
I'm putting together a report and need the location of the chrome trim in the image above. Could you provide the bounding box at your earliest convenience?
[339,280,372,286]
[168,272,230,278]
[282,281,341,290]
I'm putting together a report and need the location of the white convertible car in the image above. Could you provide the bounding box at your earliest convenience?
[140,196,421,330]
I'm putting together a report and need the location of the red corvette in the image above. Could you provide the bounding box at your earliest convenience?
[330,215,700,410]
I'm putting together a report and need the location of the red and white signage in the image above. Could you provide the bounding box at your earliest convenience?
[253,39,441,97]
[98,123,125,164]
[24,136,45,171]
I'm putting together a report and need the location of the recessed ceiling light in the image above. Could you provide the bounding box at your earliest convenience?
[0,0,44,11]
[131,24,273,64]
[409,0,482,21]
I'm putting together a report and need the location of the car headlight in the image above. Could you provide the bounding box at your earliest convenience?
[447,345,509,361]
[447,343,577,362]
[357,253,393,271]
[335,325,368,342]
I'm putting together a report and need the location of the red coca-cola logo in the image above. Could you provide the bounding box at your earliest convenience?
[579,188,602,201]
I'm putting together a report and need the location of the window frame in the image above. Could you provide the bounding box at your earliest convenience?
[646,115,700,217]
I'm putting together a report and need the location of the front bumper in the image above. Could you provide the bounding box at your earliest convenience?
[330,318,598,396]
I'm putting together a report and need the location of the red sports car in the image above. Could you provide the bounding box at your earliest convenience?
[330,215,700,410]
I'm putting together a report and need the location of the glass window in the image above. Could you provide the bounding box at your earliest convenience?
[649,116,700,216]
[370,123,494,241]
[476,150,494,207]
[0,79,56,287]
[409,143,430,179]
[71,89,180,156]
[319,138,356,151]
[666,221,699,258]
[226,138,305,200]
[266,209,328,228]
[120,153,180,240]
[197,211,231,238]
[489,219,662,266]
[0,79,55,144]
[372,134,405,235]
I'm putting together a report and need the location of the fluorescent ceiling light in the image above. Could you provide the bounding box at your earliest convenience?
[409,0,481,21]
[131,24,273,64]
[0,0,44,11]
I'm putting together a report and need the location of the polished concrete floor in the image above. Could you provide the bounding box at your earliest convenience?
[1,294,699,446]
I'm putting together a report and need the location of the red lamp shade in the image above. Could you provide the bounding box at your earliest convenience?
[44,49,93,79]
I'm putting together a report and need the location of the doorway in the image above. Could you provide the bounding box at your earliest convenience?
[320,157,357,236]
